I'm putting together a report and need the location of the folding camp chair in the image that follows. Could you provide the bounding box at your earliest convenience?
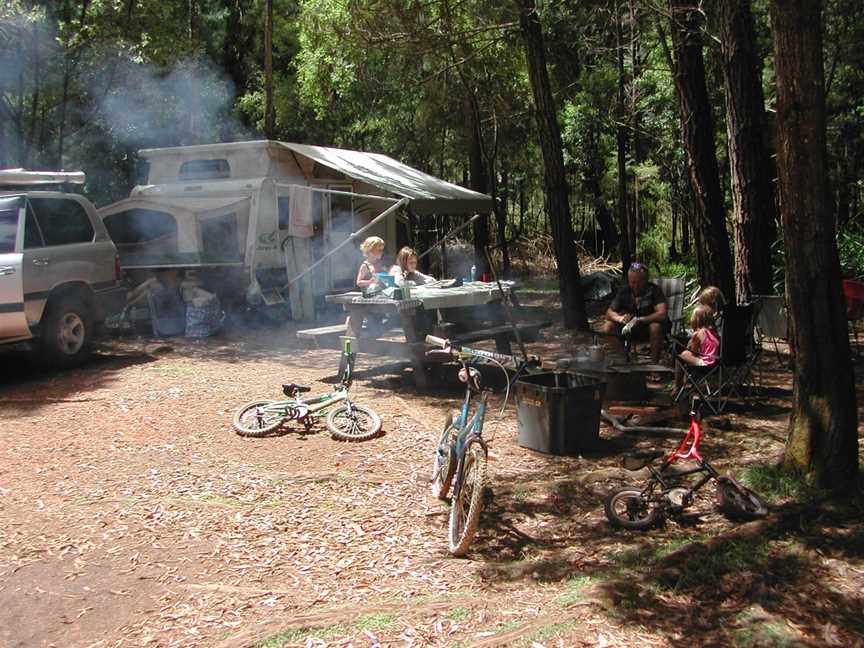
[842,279,864,357]
[674,302,760,414]
[753,294,789,363]
[655,277,686,337]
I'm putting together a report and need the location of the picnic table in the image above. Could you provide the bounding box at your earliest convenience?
[299,281,547,388]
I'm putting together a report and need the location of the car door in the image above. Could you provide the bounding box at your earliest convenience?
[0,195,30,339]
[24,196,97,325]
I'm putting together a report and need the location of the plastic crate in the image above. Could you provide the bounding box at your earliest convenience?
[515,372,606,455]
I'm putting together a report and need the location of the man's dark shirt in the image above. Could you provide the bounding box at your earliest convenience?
[609,282,667,319]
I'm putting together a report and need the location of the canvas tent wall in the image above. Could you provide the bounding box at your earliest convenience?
[100,140,492,320]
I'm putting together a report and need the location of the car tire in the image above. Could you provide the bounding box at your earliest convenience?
[40,294,94,368]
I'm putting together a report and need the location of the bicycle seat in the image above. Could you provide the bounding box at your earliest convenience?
[622,450,664,471]
[426,349,453,362]
[282,383,311,396]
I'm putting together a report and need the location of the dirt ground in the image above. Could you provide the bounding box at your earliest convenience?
[1,299,863,648]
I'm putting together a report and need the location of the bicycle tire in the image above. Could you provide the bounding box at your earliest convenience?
[232,400,284,437]
[448,442,487,556]
[716,478,768,521]
[325,403,382,441]
[431,411,459,499]
[604,486,661,530]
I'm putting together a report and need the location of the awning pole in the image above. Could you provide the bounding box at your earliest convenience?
[417,213,485,260]
[286,197,409,286]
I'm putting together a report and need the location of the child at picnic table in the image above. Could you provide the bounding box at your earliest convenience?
[356,236,386,290]
[390,246,435,286]
[675,305,720,391]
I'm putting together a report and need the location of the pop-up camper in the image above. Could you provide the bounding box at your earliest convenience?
[98,140,491,320]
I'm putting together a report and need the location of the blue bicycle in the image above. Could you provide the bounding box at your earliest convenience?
[425,334,539,556]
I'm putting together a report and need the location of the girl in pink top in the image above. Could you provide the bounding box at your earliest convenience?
[675,305,720,391]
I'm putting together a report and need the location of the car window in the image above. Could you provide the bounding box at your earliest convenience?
[0,207,18,253]
[23,204,44,249]
[29,197,94,246]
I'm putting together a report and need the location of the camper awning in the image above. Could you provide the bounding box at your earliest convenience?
[277,143,492,216]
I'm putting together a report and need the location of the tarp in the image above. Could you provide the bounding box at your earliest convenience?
[277,143,493,216]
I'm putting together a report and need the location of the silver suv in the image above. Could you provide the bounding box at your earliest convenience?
[0,173,126,367]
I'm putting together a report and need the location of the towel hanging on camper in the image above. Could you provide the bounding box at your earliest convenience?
[288,186,314,238]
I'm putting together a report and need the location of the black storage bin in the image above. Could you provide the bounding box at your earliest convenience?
[515,372,606,455]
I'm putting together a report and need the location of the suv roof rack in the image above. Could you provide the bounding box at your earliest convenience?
[0,169,86,186]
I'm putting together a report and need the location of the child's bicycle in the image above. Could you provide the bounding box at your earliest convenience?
[232,340,382,441]
[604,399,768,529]
[425,334,540,556]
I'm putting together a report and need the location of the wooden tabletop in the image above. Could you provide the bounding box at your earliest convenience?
[325,281,514,310]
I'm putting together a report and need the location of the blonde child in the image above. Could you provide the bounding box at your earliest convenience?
[675,305,720,391]
[698,286,725,316]
[356,236,386,290]
[389,246,435,286]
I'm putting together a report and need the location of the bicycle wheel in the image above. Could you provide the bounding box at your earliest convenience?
[448,441,487,556]
[431,412,458,499]
[604,486,661,530]
[326,403,382,441]
[232,400,284,437]
[716,479,768,521]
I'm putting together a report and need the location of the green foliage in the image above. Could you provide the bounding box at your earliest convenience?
[837,230,864,277]
[738,464,825,503]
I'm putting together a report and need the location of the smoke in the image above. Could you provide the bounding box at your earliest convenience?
[97,55,251,151]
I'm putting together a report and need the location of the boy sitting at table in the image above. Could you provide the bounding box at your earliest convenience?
[390,246,435,287]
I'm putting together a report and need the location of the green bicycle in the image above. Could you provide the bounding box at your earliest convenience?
[232,340,382,441]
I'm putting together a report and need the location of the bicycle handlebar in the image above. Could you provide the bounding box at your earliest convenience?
[424,335,537,368]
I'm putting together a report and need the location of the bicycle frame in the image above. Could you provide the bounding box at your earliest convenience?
[642,406,722,507]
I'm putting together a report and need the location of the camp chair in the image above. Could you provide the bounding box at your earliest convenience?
[843,279,864,357]
[753,294,789,363]
[674,302,760,414]
[655,277,686,337]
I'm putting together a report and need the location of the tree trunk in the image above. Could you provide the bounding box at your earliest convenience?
[770,0,859,492]
[514,0,587,329]
[616,4,631,270]
[264,0,275,138]
[717,0,777,301]
[668,0,736,300]
[224,0,248,96]
[463,94,490,276]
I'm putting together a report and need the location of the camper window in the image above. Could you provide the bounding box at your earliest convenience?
[278,197,290,230]
[330,192,353,232]
[29,198,94,246]
[104,209,177,246]
[178,159,231,181]
[200,213,240,262]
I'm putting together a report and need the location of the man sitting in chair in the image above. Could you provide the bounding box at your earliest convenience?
[602,263,669,363]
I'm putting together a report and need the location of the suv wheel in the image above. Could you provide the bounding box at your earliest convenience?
[41,295,94,368]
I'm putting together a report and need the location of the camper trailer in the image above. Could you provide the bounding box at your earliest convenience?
[99,140,491,320]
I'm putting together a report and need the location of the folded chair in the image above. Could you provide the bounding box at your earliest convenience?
[674,302,760,414]
[843,279,864,357]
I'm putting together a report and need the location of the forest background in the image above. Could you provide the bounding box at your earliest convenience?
[1,0,861,490]
[1,0,861,283]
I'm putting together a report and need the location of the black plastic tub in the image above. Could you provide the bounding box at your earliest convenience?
[515,372,606,455]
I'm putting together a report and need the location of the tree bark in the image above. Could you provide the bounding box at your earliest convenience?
[668,0,736,300]
[616,3,631,270]
[264,0,275,138]
[514,0,587,329]
[770,0,859,492]
[224,0,248,96]
[717,0,777,301]
[463,94,490,276]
